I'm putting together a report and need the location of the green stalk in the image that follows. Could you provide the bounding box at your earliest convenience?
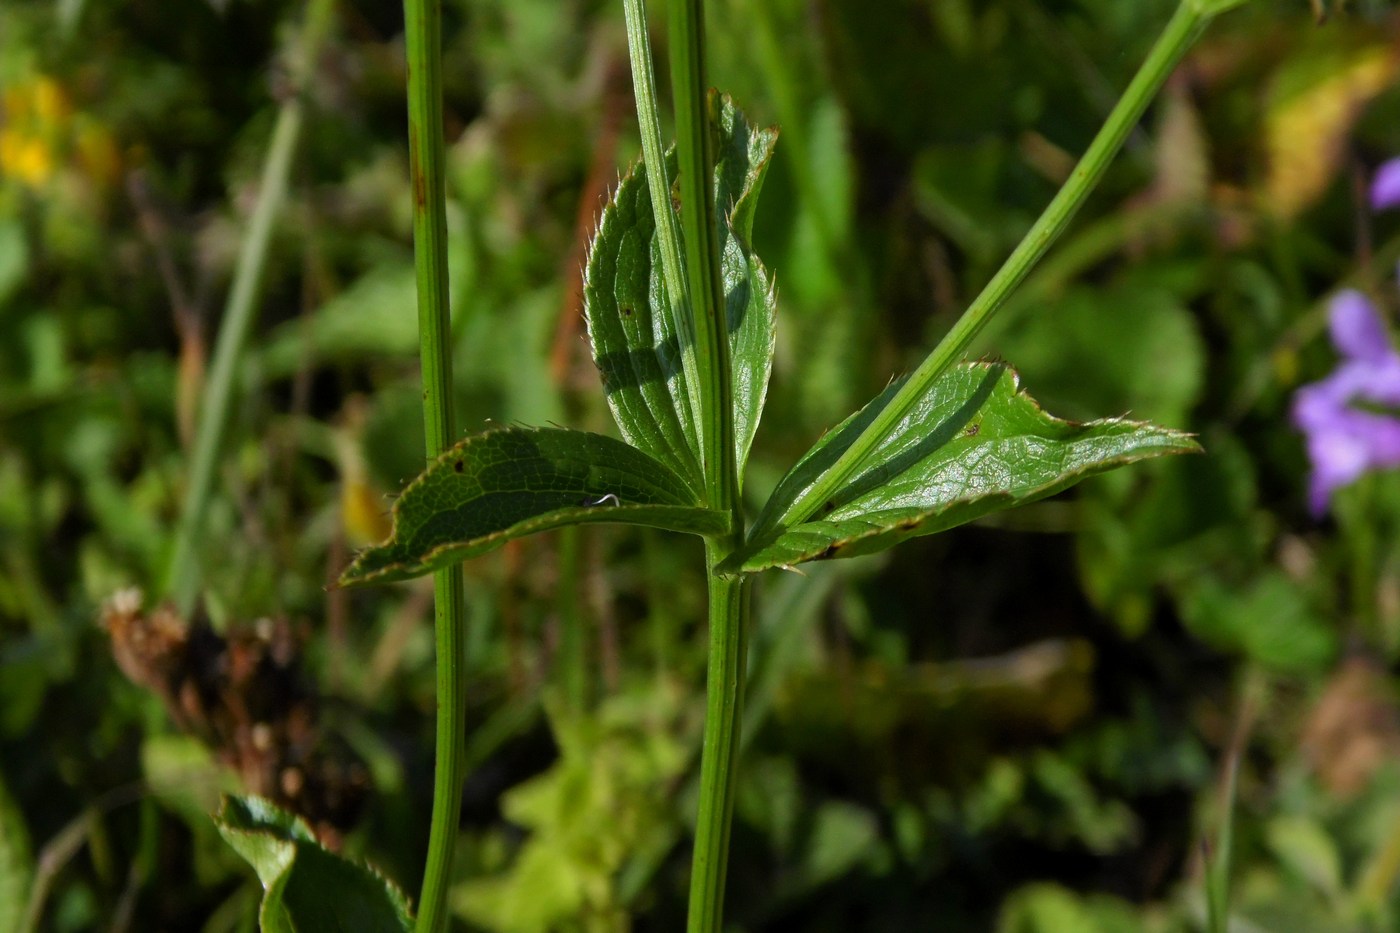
[669,0,734,511]
[403,0,469,928]
[622,0,705,466]
[662,1,751,930]
[756,0,1231,537]
[688,559,749,933]
[164,0,335,615]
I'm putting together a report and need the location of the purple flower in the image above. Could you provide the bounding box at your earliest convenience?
[1373,157,1400,212]
[1292,289,1400,515]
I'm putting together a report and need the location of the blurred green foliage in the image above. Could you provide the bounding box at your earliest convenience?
[5,0,1400,929]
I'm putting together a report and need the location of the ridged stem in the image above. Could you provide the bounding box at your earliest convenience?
[622,0,705,470]
[668,0,735,514]
[687,555,749,933]
[403,0,469,928]
[662,2,750,930]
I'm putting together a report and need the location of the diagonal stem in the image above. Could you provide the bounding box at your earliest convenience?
[755,0,1222,538]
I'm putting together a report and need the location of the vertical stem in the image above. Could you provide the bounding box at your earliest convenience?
[666,4,748,930]
[669,0,735,512]
[164,0,335,615]
[404,0,469,928]
[622,0,705,461]
[688,551,749,933]
[623,0,686,303]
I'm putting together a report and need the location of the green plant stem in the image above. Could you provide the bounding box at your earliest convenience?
[164,0,335,616]
[663,1,749,929]
[622,0,705,466]
[624,0,687,301]
[758,0,1221,537]
[403,0,469,929]
[669,0,735,515]
[688,551,749,933]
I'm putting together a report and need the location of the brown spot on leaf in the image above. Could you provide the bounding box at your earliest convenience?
[453,459,464,473]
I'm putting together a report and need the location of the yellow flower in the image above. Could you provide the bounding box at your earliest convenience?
[0,73,119,192]
[0,129,53,186]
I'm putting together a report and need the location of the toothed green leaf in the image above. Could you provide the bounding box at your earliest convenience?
[585,95,777,484]
[584,156,703,488]
[340,426,728,586]
[714,95,779,476]
[725,362,1199,574]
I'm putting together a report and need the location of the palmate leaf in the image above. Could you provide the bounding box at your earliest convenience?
[214,795,412,933]
[339,426,728,586]
[584,95,777,487]
[722,362,1198,575]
